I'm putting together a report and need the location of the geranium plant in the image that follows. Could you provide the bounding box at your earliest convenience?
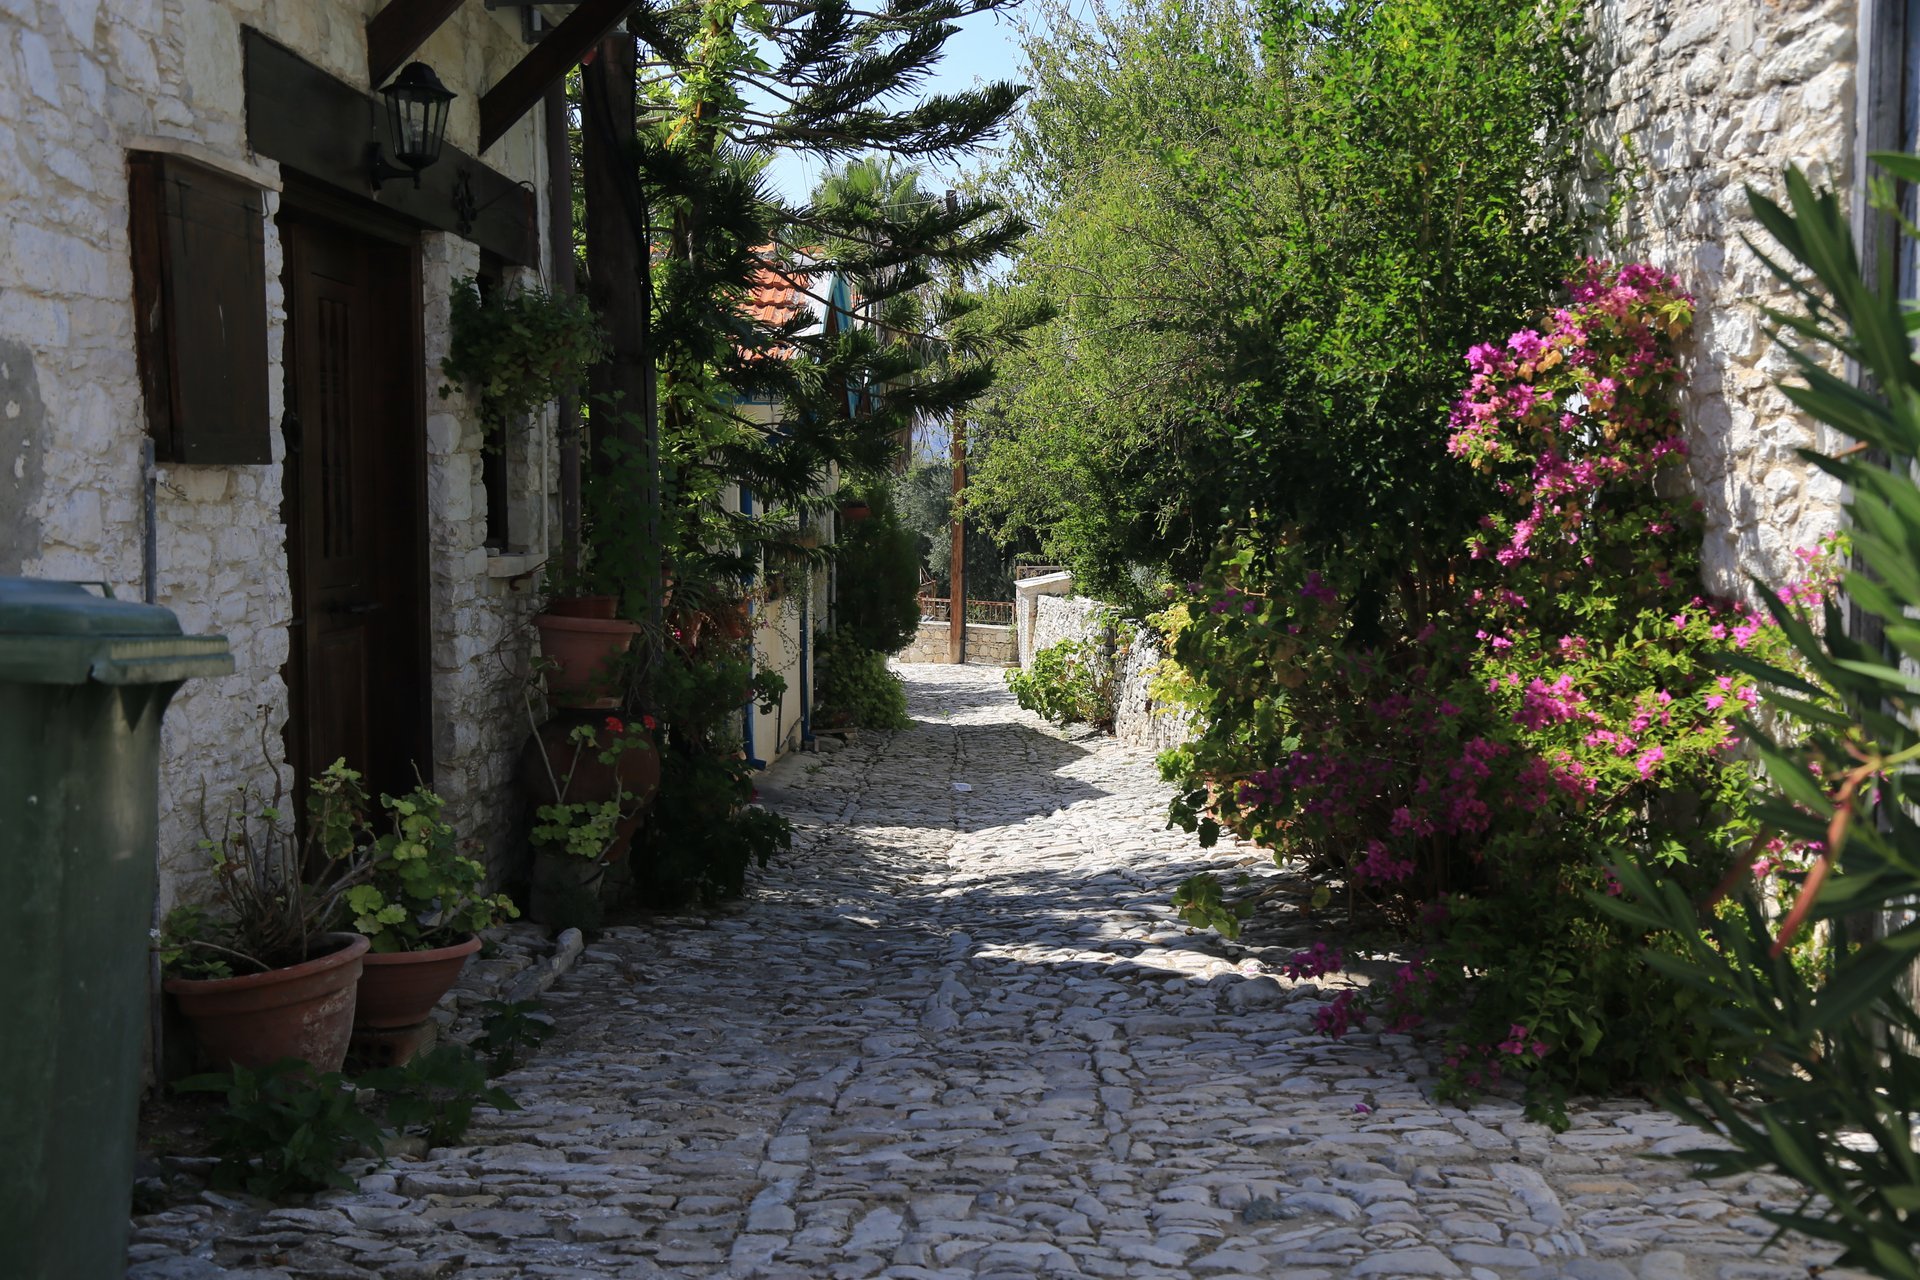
[340,784,518,952]
[528,715,657,862]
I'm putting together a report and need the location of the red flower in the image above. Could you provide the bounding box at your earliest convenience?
[641,714,658,730]
[605,716,624,734]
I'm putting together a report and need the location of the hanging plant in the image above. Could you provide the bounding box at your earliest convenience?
[439,276,606,441]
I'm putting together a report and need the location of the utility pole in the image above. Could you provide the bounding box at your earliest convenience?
[945,188,965,665]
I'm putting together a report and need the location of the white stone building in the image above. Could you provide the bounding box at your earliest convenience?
[1587,0,1914,596]
[0,0,621,903]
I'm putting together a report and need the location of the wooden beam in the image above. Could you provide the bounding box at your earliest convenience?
[246,29,538,265]
[367,0,467,90]
[479,0,636,151]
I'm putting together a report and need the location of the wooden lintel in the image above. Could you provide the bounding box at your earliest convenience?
[479,0,636,152]
[246,28,538,266]
[368,0,468,89]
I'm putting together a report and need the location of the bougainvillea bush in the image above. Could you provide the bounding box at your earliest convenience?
[1162,262,1832,1122]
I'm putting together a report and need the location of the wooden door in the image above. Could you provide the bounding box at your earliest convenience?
[281,211,431,802]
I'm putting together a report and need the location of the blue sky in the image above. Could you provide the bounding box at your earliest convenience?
[761,6,1030,204]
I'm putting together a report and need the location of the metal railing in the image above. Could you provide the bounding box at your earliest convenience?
[1014,563,1070,581]
[919,596,1014,625]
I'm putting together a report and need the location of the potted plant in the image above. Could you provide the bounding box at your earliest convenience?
[520,714,659,925]
[533,567,642,708]
[439,276,605,448]
[340,784,519,1031]
[838,498,872,523]
[160,763,378,1073]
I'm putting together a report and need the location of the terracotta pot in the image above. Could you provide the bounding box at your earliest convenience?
[711,601,751,641]
[354,934,482,1029]
[528,851,607,927]
[518,715,662,808]
[165,933,369,1072]
[839,501,872,523]
[545,594,618,620]
[535,612,641,709]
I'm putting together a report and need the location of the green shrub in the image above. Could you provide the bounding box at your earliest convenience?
[624,646,794,908]
[1162,264,1836,1125]
[356,1046,519,1149]
[1006,635,1116,730]
[817,631,912,730]
[174,1061,384,1198]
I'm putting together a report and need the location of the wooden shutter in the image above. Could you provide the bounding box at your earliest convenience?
[128,153,271,464]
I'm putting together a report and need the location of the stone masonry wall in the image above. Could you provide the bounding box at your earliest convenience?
[1025,593,1194,751]
[899,620,948,664]
[0,0,559,904]
[1587,0,1855,598]
[962,623,1015,667]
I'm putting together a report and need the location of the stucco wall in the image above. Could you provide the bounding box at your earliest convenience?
[0,0,559,902]
[1587,0,1854,598]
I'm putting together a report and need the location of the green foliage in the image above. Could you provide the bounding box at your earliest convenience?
[893,460,1021,604]
[178,1044,528,1198]
[440,276,605,439]
[832,481,926,655]
[1171,872,1254,940]
[1591,156,1920,1278]
[474,999,555,1078]
[344,786,517,952]
[968,0,1588,606]
[1005,634,1117,730]
[625,645,795,908]
[817,631,912,731]
[357,1046,520,1149]
[174,1060,383,1198]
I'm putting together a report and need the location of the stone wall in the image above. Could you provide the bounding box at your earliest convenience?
[963,623,1015,667]
[1586,0,1854,598]
[1032,595,1107,657]
[896,619,1017,666]
[0,0,561,902]
[1014,570,1073,666]
[1023,587,1195,751]
[899,620,949,664]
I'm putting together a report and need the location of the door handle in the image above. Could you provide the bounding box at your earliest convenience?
[329,601,382,617]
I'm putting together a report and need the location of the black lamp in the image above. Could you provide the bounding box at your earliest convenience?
[368,61,455,191]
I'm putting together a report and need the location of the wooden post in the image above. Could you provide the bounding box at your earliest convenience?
[544,81,582,583]
[949,411,966,664]
[582,35,643,475]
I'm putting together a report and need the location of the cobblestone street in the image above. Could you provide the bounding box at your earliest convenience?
[130,664,1831,1280]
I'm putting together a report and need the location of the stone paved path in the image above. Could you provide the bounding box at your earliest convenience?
[129,664,1833,1280]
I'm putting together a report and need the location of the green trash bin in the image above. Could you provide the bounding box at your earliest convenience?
[0,578,233,1280]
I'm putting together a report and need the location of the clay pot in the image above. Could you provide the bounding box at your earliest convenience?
[838,501,872,523]
[545,594,618,620]
[528,851,607,927]
[518,715,662,809]
[165,933,369,1072]
[535,612,641,709]
[353,934,482,1029]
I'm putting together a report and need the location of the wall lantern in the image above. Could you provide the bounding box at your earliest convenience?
[368,61,455,190]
